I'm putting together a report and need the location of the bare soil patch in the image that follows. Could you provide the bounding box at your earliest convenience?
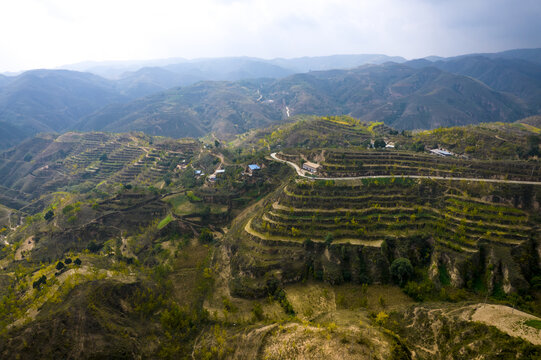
[469,303,541,345]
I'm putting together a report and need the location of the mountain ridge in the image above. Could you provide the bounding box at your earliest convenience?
[78,62,529,138]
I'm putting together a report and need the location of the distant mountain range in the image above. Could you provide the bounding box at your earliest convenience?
[79,62,527,137]
[1,49,540,148]
[60,54,408,79]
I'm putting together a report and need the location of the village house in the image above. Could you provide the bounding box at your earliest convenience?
[247,164,260,176]
[302,161,321,173]
[430,148,453,157]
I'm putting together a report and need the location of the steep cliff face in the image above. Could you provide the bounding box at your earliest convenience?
[229,229,539,300]
[228,237,392,298]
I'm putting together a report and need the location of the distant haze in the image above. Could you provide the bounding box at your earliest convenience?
[0,0,540,72]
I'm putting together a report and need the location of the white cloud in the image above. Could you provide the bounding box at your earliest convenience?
[0,0,539,72]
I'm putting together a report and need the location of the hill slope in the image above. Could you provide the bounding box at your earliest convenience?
[78,80,283,138]
[80,63,530,138]
[0,118,540,358]
[0,70,126,146]
[408,56,541,112]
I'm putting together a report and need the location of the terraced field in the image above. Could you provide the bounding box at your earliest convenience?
[0,132,200,204]
[247,178,537,253]
[318,150,541,181]
[60,133,198,184]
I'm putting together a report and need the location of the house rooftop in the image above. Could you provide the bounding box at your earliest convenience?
[303,161,321,169]
[430,149,453,156]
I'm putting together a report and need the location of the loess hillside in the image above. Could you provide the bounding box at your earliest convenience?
[0,117,540,359]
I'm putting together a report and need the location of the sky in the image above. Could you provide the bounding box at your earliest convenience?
[0,0,540,72]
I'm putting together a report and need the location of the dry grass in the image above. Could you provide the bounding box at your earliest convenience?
[334,283,414,312]
[469,303,541,345]
[285,282,336,321]
[261,323,379,360]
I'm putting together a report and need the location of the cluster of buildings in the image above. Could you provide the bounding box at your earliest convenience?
[192,163,262,183]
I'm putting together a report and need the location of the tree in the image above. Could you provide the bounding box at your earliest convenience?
[525,135,540,158]
[87,241,102,253]
[74,258,82,266]
[374,139,386,149]
[390,258,414,287]
[325,233,334,247]
[199,228,214,244]
[32,275,47,289]
[303,238,314,250]
[375,311,388,327]
[55,261,65,271]
[252,302,264,321]
[44,210,54,221]
[412,141,425,152]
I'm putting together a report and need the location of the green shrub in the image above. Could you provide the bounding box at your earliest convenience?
[44,210,54,221]
[32,275,47,289]
[525,319,541,330]
[62,205,74,214]
[403,280,434,301]
[252,302,264,321]
[157,214,173,229]
[325,233,334,247]
[390,258,413,287]
[438,264,451,286]
[374,139,386,149]
[199,228,214,244]
[87,241,102,253]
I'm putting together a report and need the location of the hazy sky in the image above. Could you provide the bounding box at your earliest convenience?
[1,0,540,72]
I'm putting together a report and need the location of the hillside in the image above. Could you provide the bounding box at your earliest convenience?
[0,132,199,206]
[0,75,11,87]
[452,48,541,65]
[266,64,527,129]
[233,115,541,161]
[115,67,191,98]
[518,115,541,128]
[0,118,540,358]
[407,56,541,112]
[78,80,283,138]
[80,63,532,140]
[0,70,126,148]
